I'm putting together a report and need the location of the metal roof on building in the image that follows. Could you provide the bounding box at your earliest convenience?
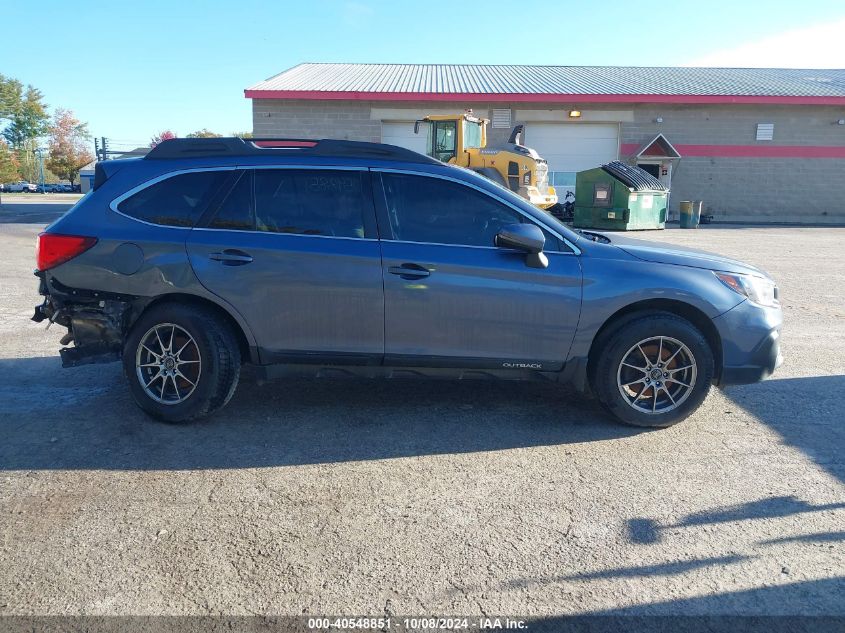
[245,63,845,104]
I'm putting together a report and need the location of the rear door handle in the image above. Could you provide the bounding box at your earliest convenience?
[209,249,253,266]
[388,263,431,279]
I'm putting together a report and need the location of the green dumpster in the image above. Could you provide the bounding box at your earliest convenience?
[573,161,669,230]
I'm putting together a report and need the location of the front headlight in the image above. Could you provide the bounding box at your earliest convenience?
[715,272,779,307]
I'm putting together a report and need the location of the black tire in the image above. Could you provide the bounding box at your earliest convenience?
[592,312,714,428]
[122,303,241,423]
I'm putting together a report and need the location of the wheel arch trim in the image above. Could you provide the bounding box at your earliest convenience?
[130,292,258,364]
[585,299,724,388]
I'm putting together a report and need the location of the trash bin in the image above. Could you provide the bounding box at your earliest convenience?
[573,161,669,230]
[679,200,702,228]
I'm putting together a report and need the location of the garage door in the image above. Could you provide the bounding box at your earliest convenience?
[525,123,619,193]
[381,121,428,155]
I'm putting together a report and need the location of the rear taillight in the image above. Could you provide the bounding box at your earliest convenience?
[36,233,97,271]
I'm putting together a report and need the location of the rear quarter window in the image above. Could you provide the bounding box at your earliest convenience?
[117,170,229,227]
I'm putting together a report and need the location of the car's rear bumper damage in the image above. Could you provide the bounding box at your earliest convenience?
[32,272,133,367]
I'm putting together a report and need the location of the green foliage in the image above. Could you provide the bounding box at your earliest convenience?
[15,139,40,182]
[0,74,24,120]
[232,131,254,139]
[186,128,222,138]
[46,109,94,186]
[2,84,49,148]
[0,139,20,183]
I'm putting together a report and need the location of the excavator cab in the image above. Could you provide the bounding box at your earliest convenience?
[414,110,557,210]
[414,112,486,165]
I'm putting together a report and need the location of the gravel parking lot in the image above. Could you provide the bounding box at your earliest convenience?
[1,197,843,620]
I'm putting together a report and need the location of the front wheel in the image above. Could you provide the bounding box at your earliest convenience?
[592,313,715,427]
[123,303,241,423]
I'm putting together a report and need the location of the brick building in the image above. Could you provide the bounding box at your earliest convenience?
[246,64,845,223]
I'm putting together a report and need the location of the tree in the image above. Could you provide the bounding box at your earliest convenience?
[232,131,253,139]
[150,130,177,147]
[45,109,93,186]
[0,74,24,121]
[16,139,40,183]
[186,128,222,138]
[0,139,20,183]
[2,84,49,148]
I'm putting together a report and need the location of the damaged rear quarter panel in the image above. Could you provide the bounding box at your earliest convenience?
[38,178,258,364]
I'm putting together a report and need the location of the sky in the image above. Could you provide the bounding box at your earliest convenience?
[2,0,844,149]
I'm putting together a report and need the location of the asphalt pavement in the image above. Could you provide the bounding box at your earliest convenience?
[0,196,843,620]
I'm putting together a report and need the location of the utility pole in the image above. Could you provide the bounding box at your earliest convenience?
[101,137,109,161]
[94,138,100,162]
[35,148,45,194]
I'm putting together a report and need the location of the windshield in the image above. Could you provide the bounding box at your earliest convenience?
[463,120,483,149]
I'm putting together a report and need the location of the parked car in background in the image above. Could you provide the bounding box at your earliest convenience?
[32,137,783,428]
[6,181,37,192]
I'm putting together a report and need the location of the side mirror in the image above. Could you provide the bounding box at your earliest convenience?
[495,223,548,269]
[414,120,423,134]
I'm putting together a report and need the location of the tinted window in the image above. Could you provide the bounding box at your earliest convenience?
[254,170,366,238]
[118,170,227,227]
[208,171,253,230]
[381,173,560,249]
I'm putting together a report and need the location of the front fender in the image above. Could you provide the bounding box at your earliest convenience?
[566,246,744,371]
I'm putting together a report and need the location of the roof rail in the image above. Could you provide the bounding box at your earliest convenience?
[144,137,440,164]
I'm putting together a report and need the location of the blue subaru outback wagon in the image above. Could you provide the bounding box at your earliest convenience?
[33,137,782,427]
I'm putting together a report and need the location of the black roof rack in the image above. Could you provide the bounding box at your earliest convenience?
[144,137,440,164]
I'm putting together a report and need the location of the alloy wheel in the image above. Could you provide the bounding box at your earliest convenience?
[135,323,202,405]
[616,336,697,415]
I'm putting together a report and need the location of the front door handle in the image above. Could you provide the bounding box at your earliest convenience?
[388,263,431,279]
[209,249,253,266]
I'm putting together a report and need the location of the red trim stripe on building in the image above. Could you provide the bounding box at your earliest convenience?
[245,90,845,106]
[621,143,845,158]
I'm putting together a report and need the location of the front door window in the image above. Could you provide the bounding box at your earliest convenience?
[380,172,560,250]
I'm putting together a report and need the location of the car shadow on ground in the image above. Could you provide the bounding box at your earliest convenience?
[528,575,845,626]
[720,375,845,485]
[628,496,845,545]
[559,375,845,621]
[0,356,645,471]
[624,375,845,542]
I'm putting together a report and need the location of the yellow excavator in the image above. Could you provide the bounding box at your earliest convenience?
[414,110,557,209]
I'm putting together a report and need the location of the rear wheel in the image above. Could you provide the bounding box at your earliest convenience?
[592,313,714,427]
[123,304,241,422]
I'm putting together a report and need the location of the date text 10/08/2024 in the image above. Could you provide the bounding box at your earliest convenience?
[307,617,528,630]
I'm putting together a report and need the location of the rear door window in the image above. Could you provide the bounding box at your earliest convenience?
[117,170,229,227]
[253,169,367,238]
[208,171,254,230]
